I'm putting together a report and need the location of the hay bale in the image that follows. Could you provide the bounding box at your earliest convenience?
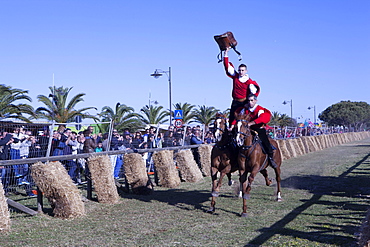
[290,138,303,156]
[311,136,323,150]
[197,144,212,176]
[123,153,153,194]
[0,181,10,232]
[276,139,290,160]
[299,137,310,154]
[88,155,120,203]
[152,150,180,188]
[295,138,306,155]
[285,139,298,158]
[175,149,203,183]
[31,161,85,219]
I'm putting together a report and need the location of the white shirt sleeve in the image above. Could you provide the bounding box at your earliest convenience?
[249,84,257,94]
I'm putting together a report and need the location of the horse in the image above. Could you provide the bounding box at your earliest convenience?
[207,113,239,214]
[235,112,282,217]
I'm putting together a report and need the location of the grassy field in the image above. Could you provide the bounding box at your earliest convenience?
[2,137,370,246]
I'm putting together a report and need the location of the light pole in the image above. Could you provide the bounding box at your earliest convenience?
[282,99,293,122]
[308,106,316,123]
[151,67,172,125]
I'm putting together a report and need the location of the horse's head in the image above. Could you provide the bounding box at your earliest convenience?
[213,113,227,142]
[235,112,253,147]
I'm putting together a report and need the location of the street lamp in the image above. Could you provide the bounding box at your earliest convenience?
[308,106,316,123]
[151,67,172,125]
[282,99,293,121]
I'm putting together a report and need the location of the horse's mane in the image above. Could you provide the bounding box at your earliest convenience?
[235,111,252,122]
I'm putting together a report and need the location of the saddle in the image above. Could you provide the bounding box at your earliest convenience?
[214,31,242,63]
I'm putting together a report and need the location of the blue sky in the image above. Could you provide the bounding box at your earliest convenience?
[1,0,369,124]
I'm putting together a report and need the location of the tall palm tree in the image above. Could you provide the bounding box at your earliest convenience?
[36,86,98,131]
[0,84,35,122]
[192,105,219,132]
[99,102,143,133]
[139,105,169,125]
[173,102,196,124]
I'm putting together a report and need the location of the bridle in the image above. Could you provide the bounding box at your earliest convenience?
[236,118,258,151]
[214,116,227,134]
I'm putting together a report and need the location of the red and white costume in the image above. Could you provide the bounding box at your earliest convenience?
[232,104,271,130]
[224,56,260,100]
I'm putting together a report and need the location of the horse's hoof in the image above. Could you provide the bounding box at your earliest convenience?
[207,207,215,214]
[228,180,234,186]
[277,198,283,202]
[266,179,272,186]
[240,212,248,217]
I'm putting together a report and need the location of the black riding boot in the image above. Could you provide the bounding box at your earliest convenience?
[268,152,278,168]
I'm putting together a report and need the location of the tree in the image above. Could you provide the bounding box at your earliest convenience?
[173,102,196,124]
[36,86,98,131]
[99,102,143,133]
[269,111,281,126]
[0,84,35,122]
[192,105,219,132]
[319,100,370,131]
[138,105,169,125]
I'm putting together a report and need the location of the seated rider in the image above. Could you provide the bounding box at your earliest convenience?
[229,93,277,168]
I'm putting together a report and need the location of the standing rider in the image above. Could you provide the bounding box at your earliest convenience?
[223,47,260,126]
[229,94,277,168]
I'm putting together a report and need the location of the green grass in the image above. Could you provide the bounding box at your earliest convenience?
[3,138,370,246]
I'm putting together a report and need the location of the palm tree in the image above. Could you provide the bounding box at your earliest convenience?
[173,102,196,124]
[269,111,281,127]
[0,84,35,122]
[99,102,143,133]
[192,105,219,132]
[139,105,169,125]
[279,113,292,128]
[36,86,98,131]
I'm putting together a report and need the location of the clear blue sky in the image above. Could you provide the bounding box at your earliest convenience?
[1,0,369,124]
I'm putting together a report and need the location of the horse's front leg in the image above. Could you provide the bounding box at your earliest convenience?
[239,168,249,217]
[274,165,282,202]
[260,169,272,186]
[208,166,219,214]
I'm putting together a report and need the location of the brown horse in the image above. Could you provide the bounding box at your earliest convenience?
[207,113,239,214]
[235,113,282,217]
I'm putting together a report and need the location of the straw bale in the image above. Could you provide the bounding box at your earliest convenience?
[311,136,323,150]
[0,181,10,232]
[123,153,153,194]
[290,138,303,156]
[285,139,298,158]
[294,138,306,155]
[88,155,120,203]
[175,149,203,183]
[276,139,290,160]
[31,161,85,219]
[152,150,180,188]
[301,136,314,152]
[299,137,310,154]
[316,135,326,149]
[197,144,212,177]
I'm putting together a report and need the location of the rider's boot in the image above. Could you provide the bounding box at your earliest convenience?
[268,152,278,168]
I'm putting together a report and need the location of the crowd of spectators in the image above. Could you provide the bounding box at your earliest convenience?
[0,125,214,195]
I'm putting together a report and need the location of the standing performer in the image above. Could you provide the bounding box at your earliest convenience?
[223,47,260,126]
[230,94,277,168]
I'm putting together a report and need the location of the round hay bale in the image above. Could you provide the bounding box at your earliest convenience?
[0,181,10,232]
[152,150,180,188]
[88,155,120,203]
[175,149,203,183]
[276,139,290,160]
[123,153,153,194]
[197,144,212,177]
[31,161,85,219]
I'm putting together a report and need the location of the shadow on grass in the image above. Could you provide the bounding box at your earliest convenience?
[245,152,370,247]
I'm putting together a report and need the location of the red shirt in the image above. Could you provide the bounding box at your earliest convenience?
[232,105,271,130]
[224,57,260,99]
